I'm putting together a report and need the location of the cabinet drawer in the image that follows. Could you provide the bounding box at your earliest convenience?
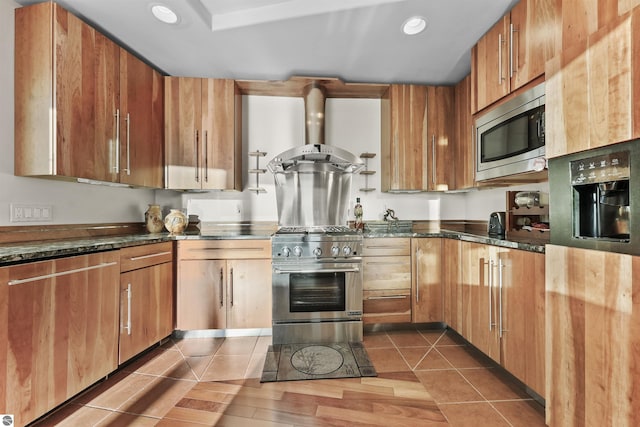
[363,256,411,290]
[362,238,410,256]
[363,289,411,324]
[177,239,271,260]
[120,242,173,272]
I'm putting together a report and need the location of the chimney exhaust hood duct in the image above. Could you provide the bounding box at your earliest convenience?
[267,81,365,226]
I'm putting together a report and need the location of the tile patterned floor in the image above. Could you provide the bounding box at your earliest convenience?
[30,328,546,426]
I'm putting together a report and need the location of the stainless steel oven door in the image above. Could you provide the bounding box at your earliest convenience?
[272,261,362,323]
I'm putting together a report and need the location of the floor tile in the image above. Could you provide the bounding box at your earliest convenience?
[439,402,511,427]
[362,332,394,348]
[126,347,187,376]
[184,355,214,379]
[364,347,411,372]
[492,399,547,427]
[31,404,112,426]
[460,368,530,400]
[95,412,160,426]
[397,347,430,369]
[386,330,430,347]
[174,337,225,357]
[436,345,494,369]
[417,329,447,345]
[200,354,252,381]
[255,336,273,353]
[74,371,157,410]
[433,329,467,346]
[216,336,258,355]
[118,377,196,418]
[414,370,484,403]
[414,349,454,370]
[245,351,268,379]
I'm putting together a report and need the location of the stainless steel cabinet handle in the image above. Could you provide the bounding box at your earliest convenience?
[194,129,200,182]
[219,267,224,307]
[365,261,407,266]
[367,295,407,300]
[365,245,407,250]
[498,258,504,338]
[486,258,494,331]
[124,283,132,335]
[229,268,234,306]
[114,109,120,173]
[274,267,360,274]
[8,262,118,286]
[509,23,515,78]
[204,130,209,183]
[415,247,421,303]
[123,113,131,175]
[129,251,172,262]
[498,33,505,84]
[431,135,436,187]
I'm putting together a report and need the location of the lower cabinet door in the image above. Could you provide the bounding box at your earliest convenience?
[226,259,272,329]
[119,261,174,363]
[412,238,443,323]
[177,259,227,330]
[0,252,120,427]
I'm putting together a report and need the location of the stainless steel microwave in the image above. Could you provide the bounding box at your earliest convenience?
[475,82,546,181]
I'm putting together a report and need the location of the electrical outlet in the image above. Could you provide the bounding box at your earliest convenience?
[11,204,53,222]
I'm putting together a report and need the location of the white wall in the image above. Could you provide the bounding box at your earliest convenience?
[0,0,157,226]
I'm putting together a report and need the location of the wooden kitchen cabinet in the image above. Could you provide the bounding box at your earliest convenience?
[118,242,174,364]
[14,2,164,187]
[176,240,271,330]
[471,0,560,113]
[380,85,454,192]
[452,75,475,191]
[0,252,120,427]
[442,238,463,332]
[411,238,443,323]
[118,50,164,188]
[362,238,412,323]
[546,8,640,158]
[546,245,640,427]
[461,241,545,396]
[165,77,242,190]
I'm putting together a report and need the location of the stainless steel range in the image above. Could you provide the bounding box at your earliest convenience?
[271,226,363,345]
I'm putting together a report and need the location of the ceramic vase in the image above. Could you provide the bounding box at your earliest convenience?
[144,204,164,234]
[164,209,188,235]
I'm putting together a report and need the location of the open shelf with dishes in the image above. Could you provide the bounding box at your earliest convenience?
[505,191,550,242]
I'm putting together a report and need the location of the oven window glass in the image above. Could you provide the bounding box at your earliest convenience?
[289,272,346,312]
[481,106,544,163]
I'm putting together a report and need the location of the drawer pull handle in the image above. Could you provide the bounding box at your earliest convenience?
[129,251,172,261]
[367,295,407,300]
[8,262,118,286]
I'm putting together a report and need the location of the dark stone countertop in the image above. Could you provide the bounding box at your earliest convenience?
[0,227,544,267]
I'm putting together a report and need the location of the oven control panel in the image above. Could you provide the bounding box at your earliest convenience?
[272,239,363,260]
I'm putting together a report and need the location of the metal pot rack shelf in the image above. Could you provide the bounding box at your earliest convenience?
[247,150,267,194]
[359,152,376,192]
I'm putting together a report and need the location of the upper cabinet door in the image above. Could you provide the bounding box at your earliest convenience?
[381,85,428,191]
[427,86,454,191]
[473,16,510,113]
[165,78,242,191]
[15,3,120,182]
[510,0,561,92]
[201,79,242,191]
[165,77,203,189]
[119,50,164,188]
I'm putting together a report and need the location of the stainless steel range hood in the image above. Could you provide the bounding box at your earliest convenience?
[267,82,364,227]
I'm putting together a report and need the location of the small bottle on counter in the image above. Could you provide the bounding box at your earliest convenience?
[354,197,363,231]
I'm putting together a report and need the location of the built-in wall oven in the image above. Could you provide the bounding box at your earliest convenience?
[271,226,363,345]
[548,138,639,255]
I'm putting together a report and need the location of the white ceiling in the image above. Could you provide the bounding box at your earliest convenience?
[16,0,519,85]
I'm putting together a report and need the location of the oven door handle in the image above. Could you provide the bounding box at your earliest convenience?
[273,267,360,274]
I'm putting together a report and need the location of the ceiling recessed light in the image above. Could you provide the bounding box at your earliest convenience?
[402,16,427,35]
[151,4,179,25]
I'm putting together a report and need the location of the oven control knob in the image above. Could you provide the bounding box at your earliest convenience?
[331,246,340,257]
[293,246,303,257]
[313,247,322,257]
[342,246,352,256]
[281,246,291,257]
